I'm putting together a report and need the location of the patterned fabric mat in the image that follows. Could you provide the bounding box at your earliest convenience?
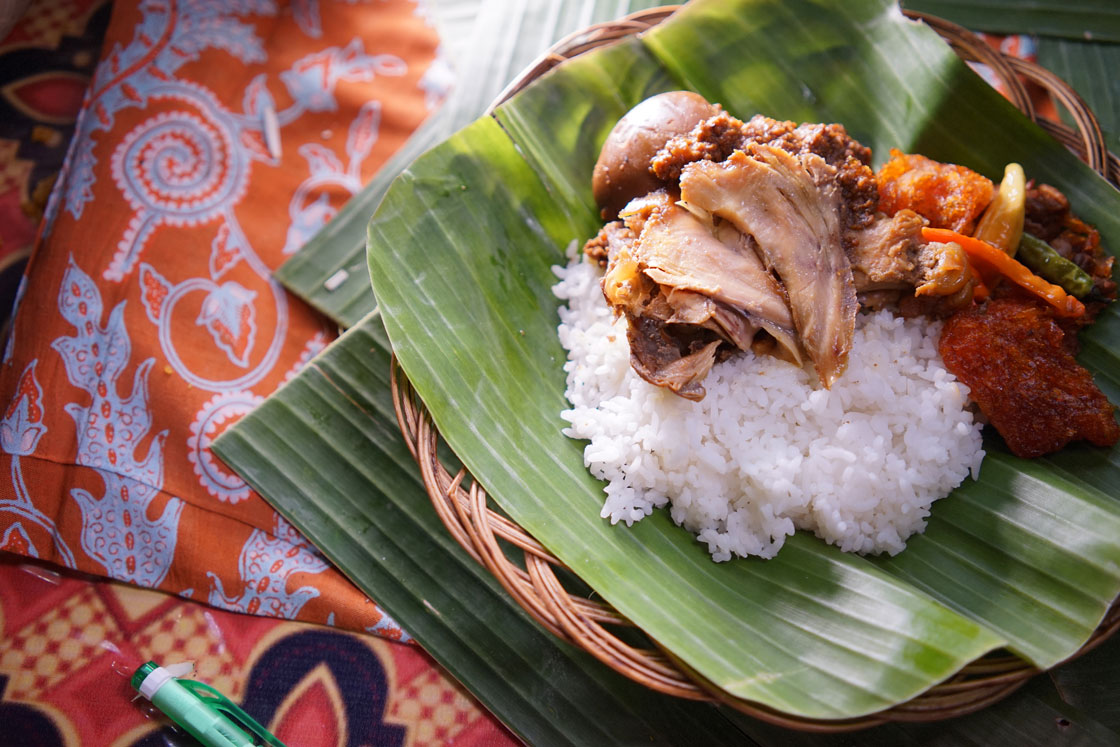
[0,553,516,745]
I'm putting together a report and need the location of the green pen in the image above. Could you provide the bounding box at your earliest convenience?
[131,661,286,747]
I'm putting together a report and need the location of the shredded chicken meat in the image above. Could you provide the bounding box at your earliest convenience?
[592,190,800,399]
[679,146,856,387]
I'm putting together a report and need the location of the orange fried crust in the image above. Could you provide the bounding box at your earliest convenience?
[877,149,994,234]
[939,297,1120,458]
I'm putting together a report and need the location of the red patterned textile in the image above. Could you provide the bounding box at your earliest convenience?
[0,0,110,266]
[0,553,517,745]
[0,0,450,636]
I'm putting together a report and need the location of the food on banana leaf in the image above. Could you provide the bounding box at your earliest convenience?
[586,97,978,395]
[557,92,1117,561]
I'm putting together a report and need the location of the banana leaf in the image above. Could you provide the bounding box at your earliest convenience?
[211,318,761,746]
[902,0,1120,42]
[275,0,668,327]
[727,632,1120,744]
[359,0,1120,720]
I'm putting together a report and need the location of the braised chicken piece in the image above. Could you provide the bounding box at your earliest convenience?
[619,192,799,356]
[877,149,994,234]
[679,146,856,388]
[939,296,1119,458]
[624,317,722,401]
[589,190,800,400]
[846,209,975,315]
[594,111,981,392]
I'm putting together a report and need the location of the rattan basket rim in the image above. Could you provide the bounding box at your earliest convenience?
[392,4,1120,732]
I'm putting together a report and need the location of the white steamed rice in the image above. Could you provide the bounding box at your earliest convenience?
[553,251,984,561]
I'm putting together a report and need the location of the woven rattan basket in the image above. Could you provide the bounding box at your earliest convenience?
[390,6,1120,732]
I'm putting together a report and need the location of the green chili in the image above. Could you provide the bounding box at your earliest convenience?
[1016,232,1094,298]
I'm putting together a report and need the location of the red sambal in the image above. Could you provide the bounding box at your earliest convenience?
[938,296,1120,458]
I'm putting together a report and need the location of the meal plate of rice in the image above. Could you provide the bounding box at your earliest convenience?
[365,0,1120,721]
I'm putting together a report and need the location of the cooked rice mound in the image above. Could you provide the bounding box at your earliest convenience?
[553,254,985,561]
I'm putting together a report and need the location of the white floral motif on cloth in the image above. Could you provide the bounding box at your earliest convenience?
[0,0,444,637]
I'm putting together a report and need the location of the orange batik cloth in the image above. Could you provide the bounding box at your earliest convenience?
[0,0,448,637]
